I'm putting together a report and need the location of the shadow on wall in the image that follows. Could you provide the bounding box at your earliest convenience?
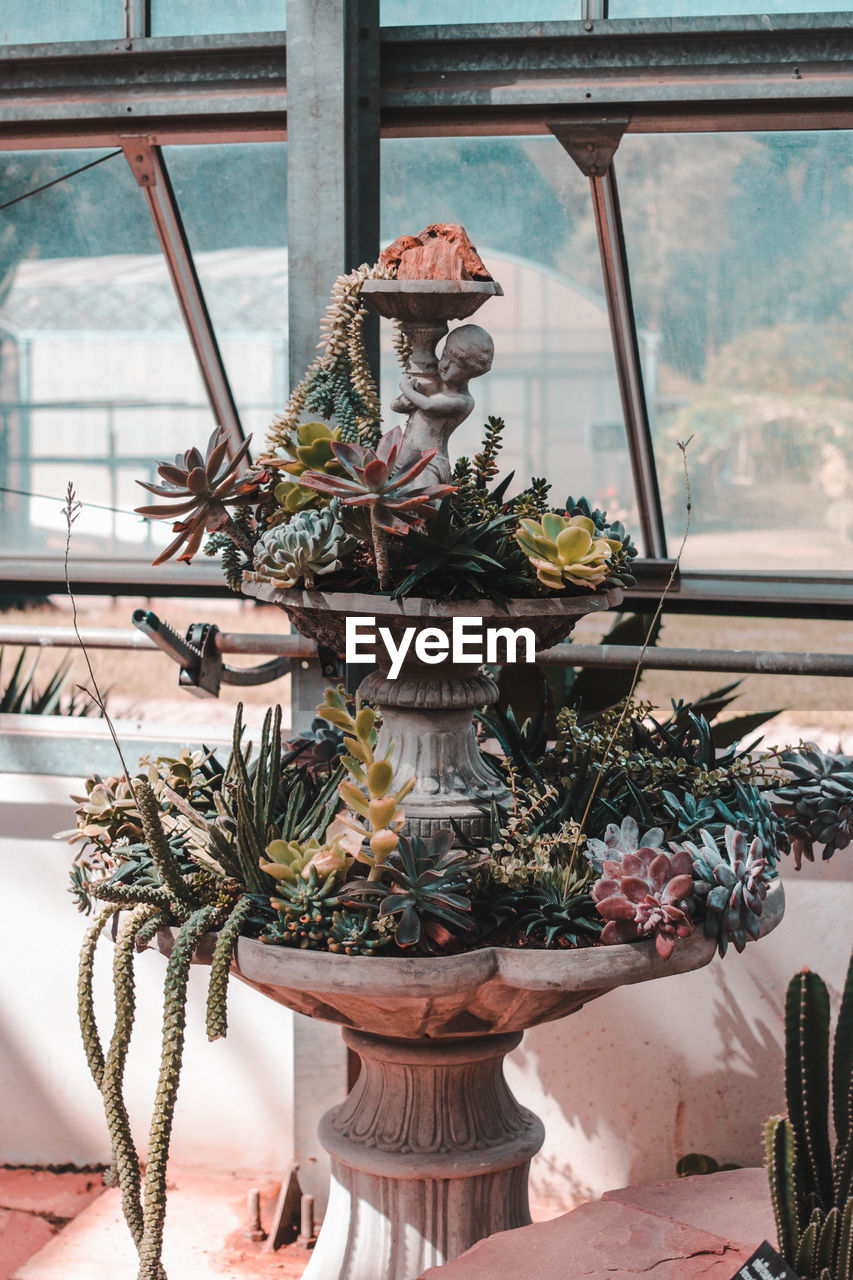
[508,856,853,1213]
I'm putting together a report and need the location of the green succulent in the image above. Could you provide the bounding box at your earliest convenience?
[250,501,352,589]
[675,825,770,957]
[511,869,602,948]
[341,829,484,953]
[515,512,622,590]
[564,495,639,589]
[774,744,853,867]
[273,421,345,514]
[262,865,340,949]
[327,909,391,955]
[765,948,853,1279]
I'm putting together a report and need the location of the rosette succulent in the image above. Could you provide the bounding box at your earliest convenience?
[675,826,769,957]
[273,420,345,514]
[341,830,484,953]
[136,426,267,564]
[515,512,621,590]
[591,844,695,959]
[774,744,853,867]
[584,816,665,874]
[250,501,351,588]
[298,425,456,589]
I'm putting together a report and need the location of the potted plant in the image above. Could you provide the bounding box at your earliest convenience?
[72,224,853,1280]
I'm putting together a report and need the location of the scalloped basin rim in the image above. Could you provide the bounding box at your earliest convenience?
[149,880,784,1036]
[241,581,624,619]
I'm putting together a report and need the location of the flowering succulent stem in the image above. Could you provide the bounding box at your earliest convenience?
[371,508,392,591]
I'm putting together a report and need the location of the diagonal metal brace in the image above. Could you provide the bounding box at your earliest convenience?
[132,609,294,697]
[548,117,629,177]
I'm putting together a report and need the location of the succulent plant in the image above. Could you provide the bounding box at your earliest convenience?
[327,909,390,956]
[250,501,351,589]
[515,512,622,591]
[584,815,666,874]
[341,830,483,953]
[774,744,853,867]
[564,495,639,589]
[511,870,602,948]
[136,427,267,565]
[299,425,455,589]
[272,421,346,514]
[674,826,769,957]
[591,844,695,959]
[317,686,414,877]
[261,864,340,949]
[765,948,853,1279]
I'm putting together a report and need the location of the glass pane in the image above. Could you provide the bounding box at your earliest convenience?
[151,0,285,36]
[1,0,120,45]
[608,1,852,15]
[382,1,579,21]
[618,130,853,573]
[162,143,287,442]
[0,150,216,568]
[380,136,639,535]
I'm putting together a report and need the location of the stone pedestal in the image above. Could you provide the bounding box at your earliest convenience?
[304,1029,543,1280]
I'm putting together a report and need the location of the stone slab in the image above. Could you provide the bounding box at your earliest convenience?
[0,1208,56,1280]
[10,1170,309,1280]
[419,1197,754,1280]
[602,1167,775,1247]
[0,1170,104,1220]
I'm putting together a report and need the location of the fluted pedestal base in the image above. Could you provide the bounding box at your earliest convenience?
[303,1028,544,1280]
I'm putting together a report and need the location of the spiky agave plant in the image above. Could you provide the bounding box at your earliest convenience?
[764,947,853,1280]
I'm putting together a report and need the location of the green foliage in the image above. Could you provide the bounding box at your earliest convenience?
[249,500,352,589]
[678,826,770,957]
[765,949,853,1279]
[774,744,853,867]
[342,830,484,953]
[0,646,104,717]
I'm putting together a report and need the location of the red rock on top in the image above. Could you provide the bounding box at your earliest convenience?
[379,225,493,282]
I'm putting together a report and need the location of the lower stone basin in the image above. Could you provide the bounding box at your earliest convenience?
[151,881,784,1280]
[156,879,784,1040]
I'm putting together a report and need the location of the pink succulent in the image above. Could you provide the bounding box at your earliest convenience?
[591,846,695,960]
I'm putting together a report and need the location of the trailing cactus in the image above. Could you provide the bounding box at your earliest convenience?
[764,947,853,1279]
[249,501,352,589]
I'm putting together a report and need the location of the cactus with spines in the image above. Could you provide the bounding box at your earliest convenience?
[764,947,853,1279]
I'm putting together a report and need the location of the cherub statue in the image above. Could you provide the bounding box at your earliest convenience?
[393,324,494,484]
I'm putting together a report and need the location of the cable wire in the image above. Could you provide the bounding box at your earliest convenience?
[0,150,123,214]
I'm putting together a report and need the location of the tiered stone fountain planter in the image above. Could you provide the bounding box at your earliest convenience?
[161,267,786,1280]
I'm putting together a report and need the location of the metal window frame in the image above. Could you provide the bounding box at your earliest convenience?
[0,8,852,609]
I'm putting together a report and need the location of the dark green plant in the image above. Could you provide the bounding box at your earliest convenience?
[0,646,105,717]
[563,495,639,590]
[765,948,853,1280]
[341,830,485,953]
[774,745,853,867]
[390,497,527,604]
[677,825,770,957]
[327,908,390,955]
[510,869,602,948]
[261,864,341,949]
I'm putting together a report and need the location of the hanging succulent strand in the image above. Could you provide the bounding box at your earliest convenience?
[137,903,219,1280]
[268,261,396,452]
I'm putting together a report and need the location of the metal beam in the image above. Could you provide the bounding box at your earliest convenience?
[0,35,286,144]
[121,139,244,455]
[4,19,853,147]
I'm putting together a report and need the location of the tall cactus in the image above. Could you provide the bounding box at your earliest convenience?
[765,947,853,1280]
